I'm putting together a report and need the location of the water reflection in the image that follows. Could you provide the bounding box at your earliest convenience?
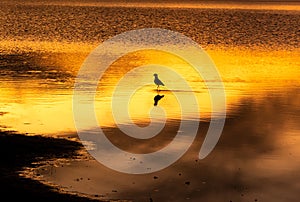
[0,53,84,135]
[0,47,299,135]
[154,93,164,106]
[0,41,299,201]
[31,88,300,202]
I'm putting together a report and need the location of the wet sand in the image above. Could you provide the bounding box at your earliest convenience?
[0,130,116,201]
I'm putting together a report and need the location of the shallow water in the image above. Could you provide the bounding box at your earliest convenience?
[0,48,298,135]
[23,87,300,202]
[1,1,300,202]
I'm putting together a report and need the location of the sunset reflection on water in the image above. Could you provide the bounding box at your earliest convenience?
[0,44,298,135]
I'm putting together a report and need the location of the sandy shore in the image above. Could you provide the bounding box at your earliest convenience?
[0,130,110,202]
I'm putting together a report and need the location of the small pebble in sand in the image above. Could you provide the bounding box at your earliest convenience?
[185,181,190,185]
[153,176,158,179]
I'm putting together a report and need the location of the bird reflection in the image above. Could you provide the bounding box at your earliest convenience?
[154,93,164,106]
[152,73,165,106]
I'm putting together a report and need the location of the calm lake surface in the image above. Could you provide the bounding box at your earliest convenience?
[1,1,300,201]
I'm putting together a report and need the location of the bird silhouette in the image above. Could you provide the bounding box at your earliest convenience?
[153,73,164,90]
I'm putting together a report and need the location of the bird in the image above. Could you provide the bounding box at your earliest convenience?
[153,73,164,90]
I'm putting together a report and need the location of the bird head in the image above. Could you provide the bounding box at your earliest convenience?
[153,73,158,77]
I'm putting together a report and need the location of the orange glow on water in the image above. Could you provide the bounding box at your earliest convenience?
[0,43,299,135]
[94,49,211,127]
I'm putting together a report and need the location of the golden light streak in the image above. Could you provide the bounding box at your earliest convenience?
[0,41,299,135]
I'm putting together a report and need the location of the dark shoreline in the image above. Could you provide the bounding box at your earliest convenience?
[0,130,104,202]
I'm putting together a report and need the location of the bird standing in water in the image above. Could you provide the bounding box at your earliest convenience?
[153,73,164,90]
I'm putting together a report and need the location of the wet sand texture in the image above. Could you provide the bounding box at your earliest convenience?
[0,131,105,202]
